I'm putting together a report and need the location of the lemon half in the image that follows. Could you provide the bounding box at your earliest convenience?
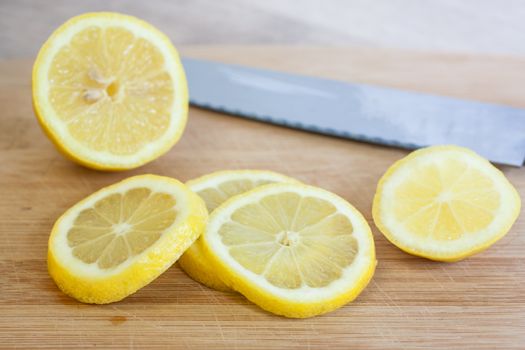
[33,12,188,170]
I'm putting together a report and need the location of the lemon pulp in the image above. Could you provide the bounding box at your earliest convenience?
[49,26,174,155]
[68,188,177,269]
[391,158,499,240]
[222,192,358,289]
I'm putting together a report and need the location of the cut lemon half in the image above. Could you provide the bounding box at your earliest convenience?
[178,170,299,292]
[201,183,376,318]
[48,174,207,304]
[33,12,188,170]
[373,145,521,262]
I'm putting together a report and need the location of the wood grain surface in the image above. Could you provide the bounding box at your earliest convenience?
[0,46,524,349]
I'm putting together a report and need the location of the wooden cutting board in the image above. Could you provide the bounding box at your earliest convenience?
[0,46,523,349]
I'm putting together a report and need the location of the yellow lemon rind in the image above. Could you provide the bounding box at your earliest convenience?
[178,241,232,293]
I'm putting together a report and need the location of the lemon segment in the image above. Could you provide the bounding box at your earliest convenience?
[201,183,376,318]
[373,145,521,262]
[178,170,299,292]
[48,174,207,303]
[33,12,188,170]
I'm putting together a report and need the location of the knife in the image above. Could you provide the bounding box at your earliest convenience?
[182,58,525,166]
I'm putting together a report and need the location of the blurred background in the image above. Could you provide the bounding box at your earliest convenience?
[1,0,525,59]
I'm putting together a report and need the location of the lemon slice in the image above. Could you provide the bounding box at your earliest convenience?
[373,145,521,262]
[33,12,188,170]
[178,170,299,292]
[201,183,376,318]
[48,174,207,304]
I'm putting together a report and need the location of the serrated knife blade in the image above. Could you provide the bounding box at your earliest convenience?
[182,58,525,166]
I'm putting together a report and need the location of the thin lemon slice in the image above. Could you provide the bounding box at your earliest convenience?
[48,174,207,303]
[178,170,299,292]
[373,145,521,262]
[201,183,376,318]
[33,12,188,170]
